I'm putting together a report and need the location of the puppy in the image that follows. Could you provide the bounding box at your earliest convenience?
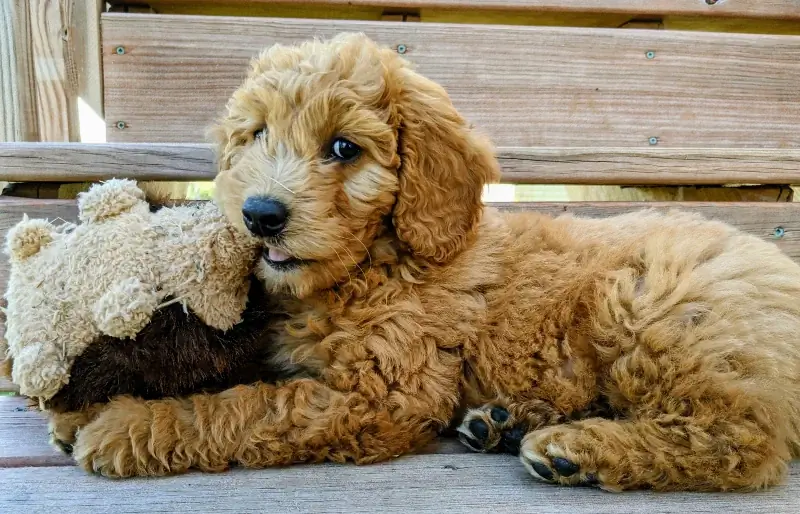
[63,33,800,492]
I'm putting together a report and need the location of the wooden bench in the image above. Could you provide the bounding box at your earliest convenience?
[2,1,800,511]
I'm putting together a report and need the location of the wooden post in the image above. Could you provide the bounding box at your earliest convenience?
[0,1,39,143]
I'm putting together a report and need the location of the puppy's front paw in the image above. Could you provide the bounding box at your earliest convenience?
[456,404,526,454]
[520,424,616,491]
[48,409,97,455]
[72,399,170,478]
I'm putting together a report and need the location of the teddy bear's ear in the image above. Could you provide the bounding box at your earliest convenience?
[4,217,54,262]
[77,179,147,223]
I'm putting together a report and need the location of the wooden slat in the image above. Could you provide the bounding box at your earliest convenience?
[0,143,216,182]
[0,1,38,143]
[29,0,78,142]
[1,456,798,513]
[0,377,18,394]
[151,1,800,21]
[0,396,72,468]
[102,14,800,146]
[5,143,800,185]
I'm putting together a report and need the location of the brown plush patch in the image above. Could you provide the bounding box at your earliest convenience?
[47,278,288,413]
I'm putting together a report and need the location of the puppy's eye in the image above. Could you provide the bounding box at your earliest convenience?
[253,128,266,140]
[329,138,361,162]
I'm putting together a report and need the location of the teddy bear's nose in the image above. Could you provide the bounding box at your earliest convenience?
[242,196,288,238]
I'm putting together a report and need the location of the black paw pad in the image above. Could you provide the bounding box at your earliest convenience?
[531,461,554,481]
[499,426,525,455]
[490,407,510,423]
[552,457,579,477]
[468,418,490,442]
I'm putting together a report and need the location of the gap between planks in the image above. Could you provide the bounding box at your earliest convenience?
[3,143,800,185]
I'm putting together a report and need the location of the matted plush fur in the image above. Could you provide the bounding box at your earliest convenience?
[56,34,800,492]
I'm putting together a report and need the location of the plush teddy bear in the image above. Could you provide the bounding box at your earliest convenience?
[2,179,267,406]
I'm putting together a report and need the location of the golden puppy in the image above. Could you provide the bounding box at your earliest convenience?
[66,33,800,492]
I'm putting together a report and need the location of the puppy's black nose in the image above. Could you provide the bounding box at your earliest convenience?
[242,196,288,237]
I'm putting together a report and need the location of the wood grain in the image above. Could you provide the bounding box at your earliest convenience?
[1,454,798,513]
[0,1,39,143]
[0,396,72,468]
[0,143,216,182]
[5,143,800,185]
[0,377,18,394]
[102,14,800,147]
[28,0,78,142]
[152,1,800,20]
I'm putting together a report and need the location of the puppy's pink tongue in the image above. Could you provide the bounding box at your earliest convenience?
[268,247,292,262]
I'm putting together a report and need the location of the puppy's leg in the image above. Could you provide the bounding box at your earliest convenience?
[72,378,456,478]
[519,407,788,492]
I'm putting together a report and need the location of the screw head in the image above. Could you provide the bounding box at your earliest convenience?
[645,51,656,59]
[397,44,407,54]
[774,226,786,239]
[115,46,125,55]
[115,121,127,130]
[648,137,659,145]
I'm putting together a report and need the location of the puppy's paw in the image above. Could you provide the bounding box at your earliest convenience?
[520,424,617,492]
[456,404,526,454]
[48,410,95,455]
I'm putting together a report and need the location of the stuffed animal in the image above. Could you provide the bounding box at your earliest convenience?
[2,179,267,406]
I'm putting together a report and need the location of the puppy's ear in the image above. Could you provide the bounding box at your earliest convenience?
[391,66,500,264]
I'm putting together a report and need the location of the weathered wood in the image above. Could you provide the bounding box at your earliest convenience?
[0,1,39,143]
[5,144,800,185]
[1,455,798,513]
[102,14,800,147]
[497,148,800,185]
[0,377,18,394]
[71,0,106,142]
[28,0,78,142]
[0,396,72,468]
[0,143,216,182]
[148,1,800,20]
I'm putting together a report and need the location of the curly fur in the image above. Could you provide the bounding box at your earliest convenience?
[59,33,800,492]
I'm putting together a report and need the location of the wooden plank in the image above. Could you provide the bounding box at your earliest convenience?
[498,148,800,185]
[149,1,800,21]
[0,396,72,468]
[72,0,106,143]
[0,143,216,182]
[1,457,798,513]
[102,14,800,147]
[6,144,800,185]
[0,1,39,143]
[0,377,18,394]
[28,0,78,142]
